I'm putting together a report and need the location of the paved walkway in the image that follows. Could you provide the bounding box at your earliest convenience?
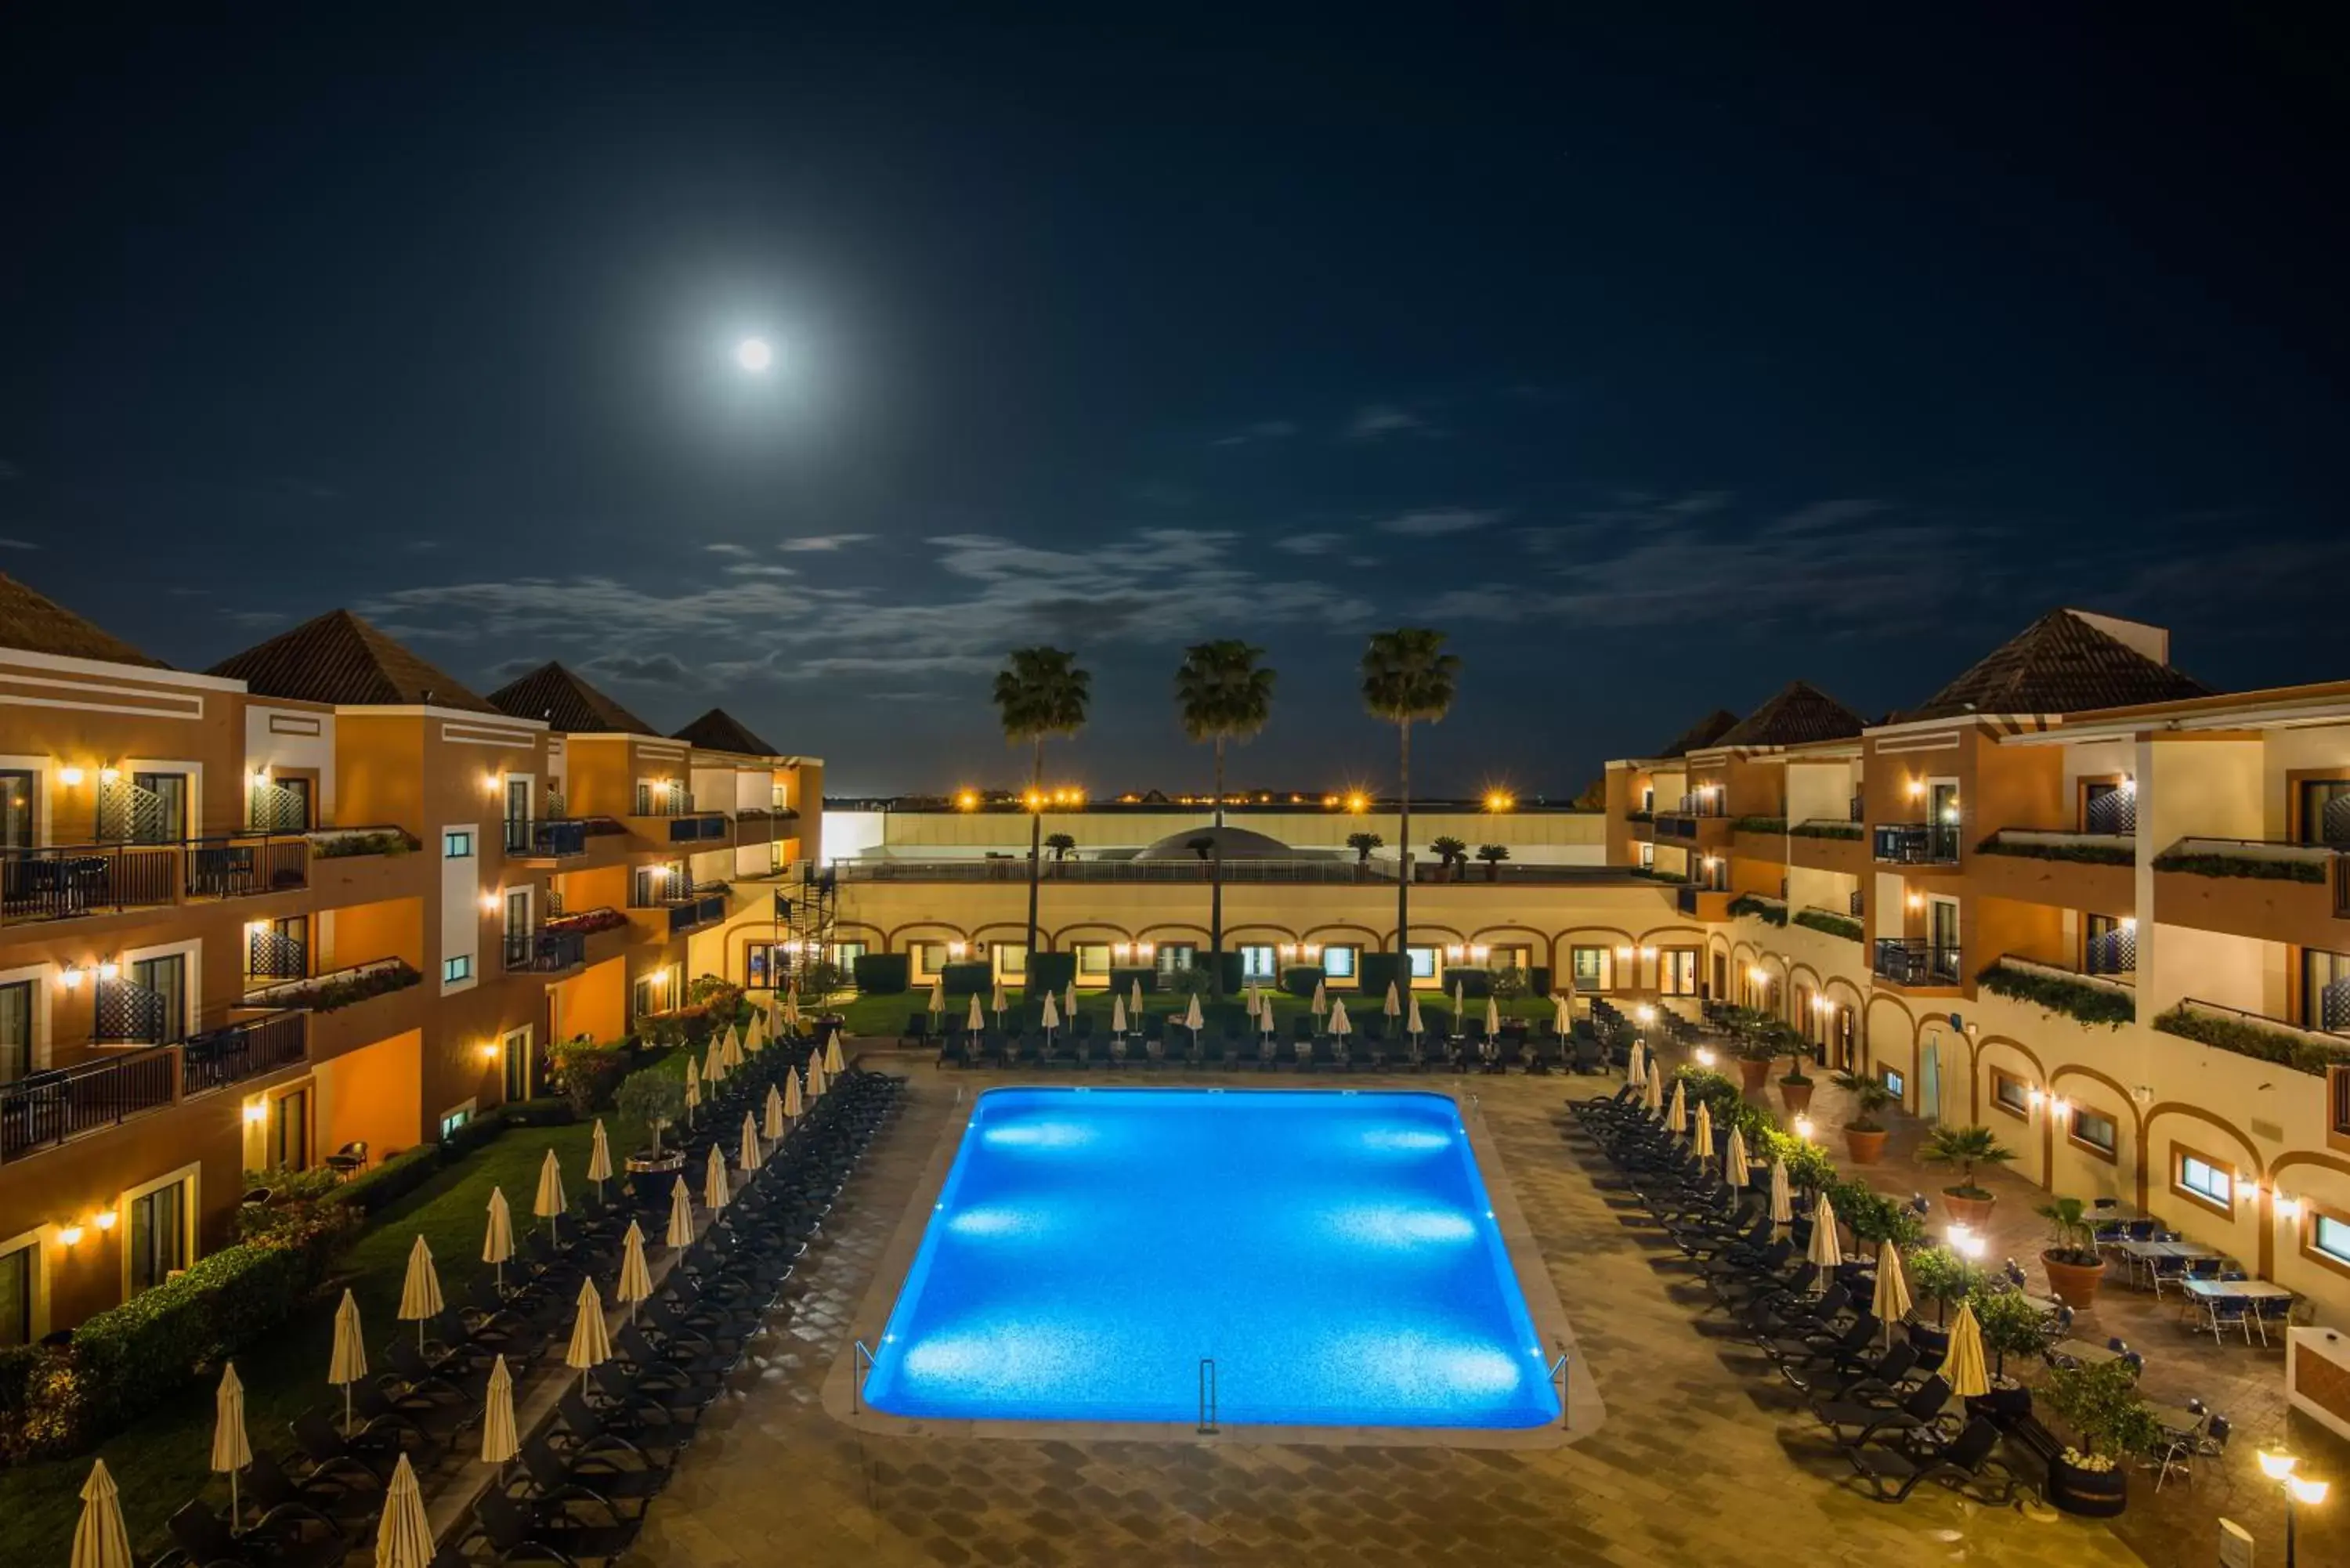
[622,1055,2145,1567]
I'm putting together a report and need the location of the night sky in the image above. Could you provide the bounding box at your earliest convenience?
[4,13,2345,797]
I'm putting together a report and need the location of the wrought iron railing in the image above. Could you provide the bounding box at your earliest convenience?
[1873,822,1960,865]
[2084,789,2138,836]
[666,814,730,844]
[1872,938,1961,986]
[2085,926,2137,977]
[504,928,588,974]
[667,890,728,935]
[0,1046,176,1162]
[187,837,308,899]
[182,1012,306,1097]
[0,842,178,923]
[504,818,591,858]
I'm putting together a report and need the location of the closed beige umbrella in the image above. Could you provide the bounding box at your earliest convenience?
[723,1024,745,1073]
[991,977,1007,1027]
[70,1458,131,1568]
[1063,980,1077,1023]
[1692,1100,1712,1154]
[211,1362,252,1522]
[927,977,945,1018]
[480,1353,519,1468]
[397,1234,443,1349]
[374,1453,432,1568]
[1111,994,1127,1039]
[1484,996,1499,1037]
[1943,1298,1990,1398]
[1871,1239,1913,1347]
[783,1070,802,1119]
[1768,1156,1794,1224]
[566,1278,612,1391]
[1665,1080,1687,1135]
[1183,993,1205,1041]
[764,1082,785,1140]
[1260,992,1275,1035]
[743,1012,766,1053]
[615,1220,653,1321]
[1406,992,1424,1040]
[1626,1040,1647,1088]
[703,1143,730,1211]
[1128,976,1144,1015]
[783,990,802,1032]
[665,1176,695,1249]
[1642,1064,1662,1114]
[587,1118,613,1198]
[1452,979,1464,1018]
[329,1288,367,1434]
[1383,981,1401,1020]
[824,1030,845,1074]
[807,1056,828,1100]
[1723,1125,1749,1189]
[965,993,984,1033]
[1327,997,1350,1038]
[1311,977,1327,1018]
[1806,1191,1844,1272]
[1553,992,1570,1034]
[683,1057,702,1124]
[738,1111,762,1173]
[533,1147,567,1244]
[703,1036,727,1085]
[1040,991,1061,1039]
[483,1186,514,1291]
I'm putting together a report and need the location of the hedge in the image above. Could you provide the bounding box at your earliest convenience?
[1789,822,1862,840]
[1976,959,2134,1028]
[939,960,992,996]
[2151,849,2326,883]
[1792,909,1864,943]
[1441,966,1493,999]
[1528,965,1553,999]
[1027,951,1077,995]
[852,952,910,994]
[1108,966,1158,996]
[1212,950,1244,995]
[1732,816,1788,834]
[2153,1004,2350,1075]
[1280,965,1325,998]
[1729,894,1788,927]
[1358,952,1401,999]
[1975,836,2132,866]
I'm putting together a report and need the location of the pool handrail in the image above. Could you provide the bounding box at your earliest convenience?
[851,1337,877,1414]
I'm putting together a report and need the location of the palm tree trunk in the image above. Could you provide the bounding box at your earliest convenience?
[1025,735,1043,992]
[1209,735,1225,997]
[1397,718,1411,993]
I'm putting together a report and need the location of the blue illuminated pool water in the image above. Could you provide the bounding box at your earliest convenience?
[862,1088,1559,1429]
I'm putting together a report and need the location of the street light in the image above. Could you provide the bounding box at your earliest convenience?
[2259,1451,2330,1566]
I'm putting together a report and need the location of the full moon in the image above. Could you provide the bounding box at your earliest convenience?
[735,336,774,372]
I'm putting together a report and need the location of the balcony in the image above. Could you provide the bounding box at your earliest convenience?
[0,1046,177,1162]
[663,812,732,845]
[1872,937,1961,988]
[181,1011,307,1097]
[1968,829,2135,912]
[825,857,1643,887]
[505,927,588,974]
[2152,837,2346,952]
[1873,822,1961,867]
[1654,793,1729,844]
[1676,885,1733,920]
[1788,818,1867,876]
[664,888,728,935]
[0,834,309,926]
[245,956,422,1013]
[247,959,425,1059]
[504,817,591,859]
[2154,996,2350,1077]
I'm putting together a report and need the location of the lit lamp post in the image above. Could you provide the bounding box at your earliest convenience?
[2258,1451,2330,1566]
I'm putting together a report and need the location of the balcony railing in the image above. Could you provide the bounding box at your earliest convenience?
[1672,793,1727,818]
[666,814,731,844]
[0,833,309,925]
[0,1046,177,1162]
[504,928,588,974]
[666,889,728,935]
[244,957,421,1012]
[1874,822,1960,865]
[247,928,308,981]
[94,977,183,1046]
[504,818,592,858]
[1872,938,1961,986]
[182,1012,306,1097]
[633,785,696,817]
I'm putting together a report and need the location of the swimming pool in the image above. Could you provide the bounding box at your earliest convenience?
[860,1087,1561,1429]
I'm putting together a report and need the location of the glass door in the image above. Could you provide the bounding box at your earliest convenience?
[131,772,189,843]
[128,1179,188,1293]
[501,1026,534,1101]
[271,1089,309,1170]
[0,981,29,1085]
[130,953,189,1044]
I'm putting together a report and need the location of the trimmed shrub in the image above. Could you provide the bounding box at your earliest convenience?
[851,952,911,994]
[1729,894,1788,927]
[1108,966,1157,997]
[548,1039,631,1114]
[1442,966,1494,999]
[503,1097,577,1126]
[939,961,992,996]
[1793,909,1863,943]
[1975,836,2133,866]
[1976,960,2134,1028]
[329,1141,444,1216]
[1358,952,1401,999]
[1213,950,1244,995]
[1732,815,1788,834]
[1528,965,1553,999]
[2152,849,2326,883]
[2153,1004,2350,1075]
[1027,951,1077,994]
[1788,821,1862,840]
[1281,965,1325,998]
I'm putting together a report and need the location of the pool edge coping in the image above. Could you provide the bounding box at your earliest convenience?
[819,1075,1608,1450]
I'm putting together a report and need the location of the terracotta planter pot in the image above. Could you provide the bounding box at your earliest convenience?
[1777,1078,1814,1115]
[1844,1125,1889,1165]
[2043,1250,2107,1310]
[1737,1059,1772,1095]
[625,1150,686,1208]
[1966,1383,2033,1424]
[1939,1189,1996,1228]
[2047,1457,2127,1517]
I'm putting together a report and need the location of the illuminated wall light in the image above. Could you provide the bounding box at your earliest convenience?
[57,965,83,991]
[99,767,119,786]
[58,766,85,786]
[92,1209,117,1232]
[1906,892,1925,912]
[96,962,118,982]
[1470,944,1489,963]
[1616,945,1635,961]
[483,772,502,797]
[1638,945,1657,962]
[2276,1192,2305,1220]
[2027,1087,2046,1108]
[1747,966,1768,986]
[2121,775,2138,797]
[242,1100,268,1125]
[479,892,501,915]
[949,941,969,959]
[1303,943,1321,959]
[1905,778,1926,799]
[58,1223,84,1247]
[2051,1097,2072,1121]
[479,1042,501,1061]
[2120,916,2137,932]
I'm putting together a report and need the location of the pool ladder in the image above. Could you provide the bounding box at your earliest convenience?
[851,1339,877,1415]
[1197,1357,1219,1435]
[1549,1344,1571,1429]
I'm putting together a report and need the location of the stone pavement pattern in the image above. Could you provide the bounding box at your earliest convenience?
[624,1060,2143,1568]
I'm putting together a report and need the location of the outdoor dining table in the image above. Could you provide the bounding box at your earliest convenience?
[2180,1278,2293,1302]
[2046,1338,2124,1367]
[2113,1239,2218,1260]
[2145,1401,2207,1439]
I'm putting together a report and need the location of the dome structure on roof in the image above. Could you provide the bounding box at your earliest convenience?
[1133,825,1295,861]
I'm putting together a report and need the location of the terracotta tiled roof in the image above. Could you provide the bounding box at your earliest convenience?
[207,609,497,711]
[1713,681,1867,748]
[487,662,660,735]
[0,574,168,668]
[1904,609,2214,721]
[672,707,778,757]
[1652,709,1739,759]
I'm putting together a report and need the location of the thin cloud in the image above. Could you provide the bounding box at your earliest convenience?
[776,533,874,552]
[1373,508,1500,537]
[0,538,38,551]
[1209,419,1298,448]
[585,651,691,685]
[1273,532,1346,555]
[724,562,797,577]
[704,543,753,557]
[1344,404,1435,441]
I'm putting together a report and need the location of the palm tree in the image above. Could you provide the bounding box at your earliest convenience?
[992,648,1091,986]
[1174,640,1275,994]
[1428,835,1468,880]
[1044,832,1077,862]
[1475,843,1510,881]
[1361,629,1459,977]
[1346,830,1384,865]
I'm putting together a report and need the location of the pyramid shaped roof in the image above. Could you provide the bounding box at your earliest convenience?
[208,609,497,711]
[486,662,660,735]
[1712,681,1867,749]
[0,574,168,668]
[672,707,778,757]
[1904,609,2213,721]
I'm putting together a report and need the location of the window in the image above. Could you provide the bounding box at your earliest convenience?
[2177,1151,2233,1212]
[2070,1106,2118,1159]
[0,1241,31,1347]
[443,829,474,858]
[0,980,31,1086]
[1637,841,1655,870]
[501,1027,534,1102]
[1658,950,1697,997]
[272,1089,309,1171]
[1151,944,1195,977]
[128,953,188,1045]
[1640,786,1654,813]
[1072,943,1112,977]
[997,943,1031,977]
[1990,1070,2031,1120]
[1321,945,1357,980]
[747,943,776,989]
[1570,946,1608,991]
[439,1104,474,1140]
[2299,779,2350,848]
[911,942,951,979]
[631,973,668,1023]
[129,771,189,843]
[1485,945,1531,974]
[1880,1067,1905,1099]
[2084,913,2133,977]
[2312,1212,2350,1270]
[1406,945,1439,980]
[1238,945,1277,981]
[128,1178,190,1295]
[830,941,866,968]
[0,771,32,851]
[442,955,473,985]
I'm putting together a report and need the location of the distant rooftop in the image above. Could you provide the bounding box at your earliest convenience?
[672,706,779,757]
[0,573,168,669]
[1650,709,1740,759]
[1903,609,2213,721]
[487,662,660,735]
[1711,681,1867,749]
[209,609,498,711]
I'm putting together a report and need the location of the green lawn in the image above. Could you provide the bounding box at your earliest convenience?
[826,986,1562,1042]
[0,1118,600,1566]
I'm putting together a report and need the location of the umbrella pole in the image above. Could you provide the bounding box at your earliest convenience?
[230,1468,239,1526]
[342,1383,353,1438]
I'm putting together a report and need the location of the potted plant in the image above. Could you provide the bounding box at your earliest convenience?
[1917,1124,2015,1227]
[616,1068,689,1206]
[1733,1033,1777,1096]
[1828,1071,1894,1164]
[1903,1245,1986,1361]
[2040,1357,2160,1517]
[1770,1022,1815,1115]
[1968,1286,2048,1420]
[2037,1195,2109,1309]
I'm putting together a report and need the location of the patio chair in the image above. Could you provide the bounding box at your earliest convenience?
[897,1012,930,1047]
[324,1140,369,1177]
[1815,1374,1954,1448]
[169,1498,346,1568]
[475,1486,640,1566]
[2254,1293,2294,1347]
[290,1408,403,1484]
[1845,1417,2016,1505]
[238,1448,379,1538]
[2157,1412,2229,1490]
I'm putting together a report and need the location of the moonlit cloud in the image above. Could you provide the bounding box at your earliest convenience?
[776,533,875,551]
[703,542,753,557]
[1373,508,1499,537]
[1209,419,1298,447]
[722,562,797,577]
[1273,532,1346,555]
[1344,404,1435,441]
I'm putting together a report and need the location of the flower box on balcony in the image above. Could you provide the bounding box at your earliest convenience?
[2153,999,2350,1076]
[1976,957,2134,1028]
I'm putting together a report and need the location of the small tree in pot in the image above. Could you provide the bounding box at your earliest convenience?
[1768,1021,1815,1115]
[1969,1285,2050,1418]
[2037,1195,2109,1310]
[1731,1031,1778,1095]
[616,1068,688,1206]
[1917,1124,2015,1227]
[1903,1245,1986,1359]
[1828,1071,1894,1164]
[2041,1357,2160,1516]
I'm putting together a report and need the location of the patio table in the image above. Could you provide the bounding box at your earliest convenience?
[2181,1278,2293,1301]
[2113,1240,2218,1260]
[2045,1338,2124,1367]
